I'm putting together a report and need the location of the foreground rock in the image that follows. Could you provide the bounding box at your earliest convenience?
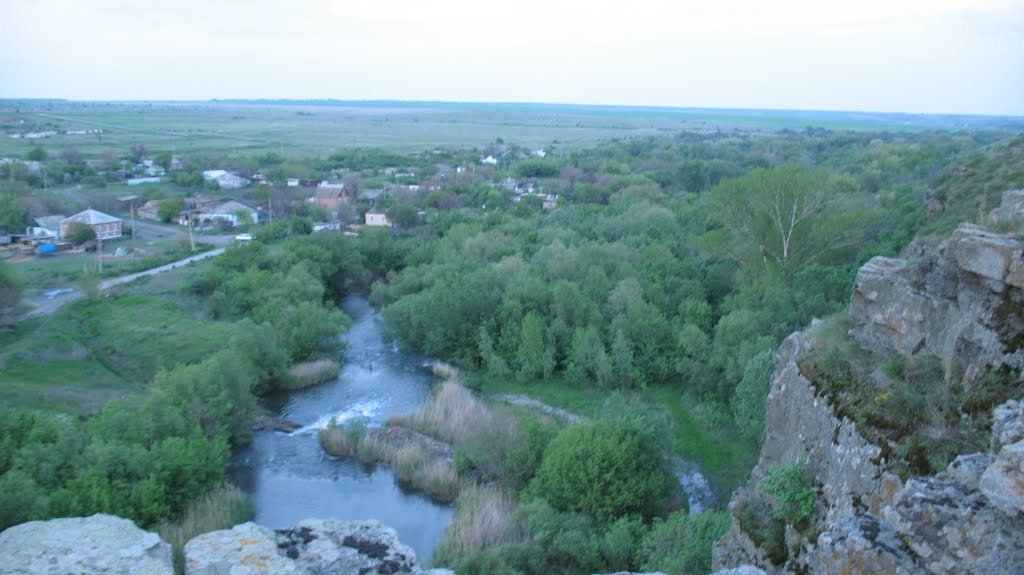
[184,518,450,575]
[0,514,172,575]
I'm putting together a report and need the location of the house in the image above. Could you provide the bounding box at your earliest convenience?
[202,170,249,189]
[198,201,258,227]
[26,215,65,239]
[481,155,498,165]
[364,208,391,227]
[311,182,348,212]
[312,221,343,232]
[60,209,123,240]
[287,178,300,187]
[137,200,160,220]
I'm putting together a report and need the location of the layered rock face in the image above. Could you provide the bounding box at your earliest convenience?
[0,514,173,575]
[714,191,1024,575]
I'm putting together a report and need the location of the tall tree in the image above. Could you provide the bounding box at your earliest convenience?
[709,167,859,280]
[517,312,547,382]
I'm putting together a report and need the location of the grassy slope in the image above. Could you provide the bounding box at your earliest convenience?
[0,278,233,414]
[477,376,757,497]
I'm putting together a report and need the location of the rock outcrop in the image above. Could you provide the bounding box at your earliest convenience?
[184,518,450,575]
[0,514,173,575]
[714,190,1024,574]
[0,514,452,575]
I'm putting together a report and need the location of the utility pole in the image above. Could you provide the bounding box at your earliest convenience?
[130,199,136,240]
[96,235,103,274]
[187,211,196,253]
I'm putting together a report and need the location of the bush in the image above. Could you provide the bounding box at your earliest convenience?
[526,419,676,522]
[760,458,816,527]
[69,223,97,245]
[640,510,730,575]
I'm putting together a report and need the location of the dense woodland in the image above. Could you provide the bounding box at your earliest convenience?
[0,127,1022,574]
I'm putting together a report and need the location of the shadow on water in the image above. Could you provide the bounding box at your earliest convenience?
[230,295,453,562]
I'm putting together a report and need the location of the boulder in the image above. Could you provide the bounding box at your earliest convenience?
[0,514,172,575]
[883,476,1024,575]
[809,514,925,575]
[936,453,993,489]
[980,440,1024,516]
[710,567,767,575]
[184,518,427,575]
[992,399,1024,448]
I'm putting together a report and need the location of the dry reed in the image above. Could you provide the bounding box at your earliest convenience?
[434,485,516,563]
[155,484,253,574]
[283,359,340,390]
[389,380,492,444]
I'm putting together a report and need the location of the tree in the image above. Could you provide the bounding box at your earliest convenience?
[26,146,47,162]
[527,419,676,521]
[68,223,96,245]
[0,260,21,329]
[0,194,25,234]
[386,203,419,229]
[156,197,185,223]
[129,145,148,163]
[732,350,775,443]
[516,312,548,382]
[709,167,859,280]
[153,152,172,171]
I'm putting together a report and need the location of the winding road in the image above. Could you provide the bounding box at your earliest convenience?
[23,247,226,318]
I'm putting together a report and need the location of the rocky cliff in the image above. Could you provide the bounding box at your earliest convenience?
[0,514,453,575]
[713,190,1024,574]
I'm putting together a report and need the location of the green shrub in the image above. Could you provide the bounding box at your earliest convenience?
[526,419,676,522]
[641,510,731,575]
[760,458,816,527]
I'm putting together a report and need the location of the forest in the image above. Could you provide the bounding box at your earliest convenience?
[1,124,1022,574]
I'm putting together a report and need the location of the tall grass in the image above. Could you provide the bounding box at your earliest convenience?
[434,485,516,564]
[283,359,340,390]
[155,484,253,574]
[319,422,459,502]
[390,379,491,444]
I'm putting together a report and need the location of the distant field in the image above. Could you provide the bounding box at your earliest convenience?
[2,99,1021,159]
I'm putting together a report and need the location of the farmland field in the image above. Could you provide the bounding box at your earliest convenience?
[2,99,1022,159]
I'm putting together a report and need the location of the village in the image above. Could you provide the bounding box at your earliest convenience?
[0,143,561,304]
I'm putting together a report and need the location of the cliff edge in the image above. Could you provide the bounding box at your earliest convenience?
[713,190,1024,575]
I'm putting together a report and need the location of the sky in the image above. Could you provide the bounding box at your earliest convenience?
[1,0,1022,115]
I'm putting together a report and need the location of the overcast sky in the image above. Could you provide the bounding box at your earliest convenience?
[1,0,1022,115]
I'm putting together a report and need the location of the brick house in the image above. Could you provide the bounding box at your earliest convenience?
[60,209,123,240]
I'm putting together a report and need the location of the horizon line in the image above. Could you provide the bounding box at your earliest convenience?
[2,97,1022,120]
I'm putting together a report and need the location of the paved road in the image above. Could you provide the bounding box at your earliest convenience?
[24,247,226,318]
[99,248,224,289]
[129,220,235,247]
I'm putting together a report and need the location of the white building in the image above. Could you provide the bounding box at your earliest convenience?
[199,201,258,227]
[364,208,391,227]
[480,155,498,165]
[202,170,249,189]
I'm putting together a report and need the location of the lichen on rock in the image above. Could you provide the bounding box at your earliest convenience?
[0,513,173,575]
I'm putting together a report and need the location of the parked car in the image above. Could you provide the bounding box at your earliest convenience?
[234,233,253,242]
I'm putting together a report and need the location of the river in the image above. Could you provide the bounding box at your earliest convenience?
[230,295,453,562]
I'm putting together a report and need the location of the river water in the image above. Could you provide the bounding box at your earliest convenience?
[230,295,453,562]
